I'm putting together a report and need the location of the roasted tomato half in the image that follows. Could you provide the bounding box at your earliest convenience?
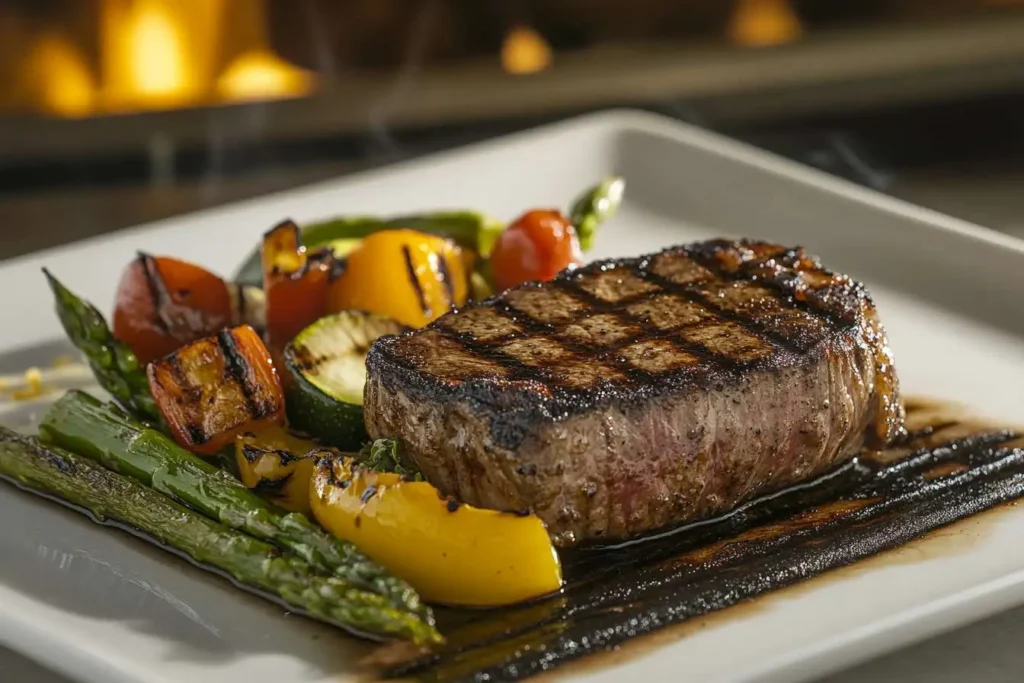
[113,253,236,364]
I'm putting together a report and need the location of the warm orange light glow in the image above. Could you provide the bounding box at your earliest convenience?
[727,0,804,47]
[216,49,315,102]
[101,0,202,111]
[128,4,189,100]
[28,35,96,117]
[501,26,553,75]
[26,0,315,118]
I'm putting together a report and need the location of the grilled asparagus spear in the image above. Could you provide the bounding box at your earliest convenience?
[39,390,431,624]
[569,176,625,252]
[44,270,160,421]
[0,427,439,643]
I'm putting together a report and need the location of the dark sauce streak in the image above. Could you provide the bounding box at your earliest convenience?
[403,245,432,319]
[382,409,1024,682]
[904,420,960,442]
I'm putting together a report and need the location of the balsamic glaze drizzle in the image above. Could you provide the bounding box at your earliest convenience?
[383,411,1024,682]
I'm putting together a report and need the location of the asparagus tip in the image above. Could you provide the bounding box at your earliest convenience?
[41,267,60,290]
[605,175,626,199]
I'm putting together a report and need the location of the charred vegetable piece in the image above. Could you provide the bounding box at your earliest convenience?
[113,253,237,365]
[147,325,284,455]
[489,210,583,292]
[0,428,438,644]
[233,283,267,334]
[234,211,504,288]
[311,453,562,607]
[326,229,472,329]
[236,424,325,515]
[43,270,160,421]
[39,390,433,627]
[284,311,405,449]
[261,220,337,358]
[568,176,625,252]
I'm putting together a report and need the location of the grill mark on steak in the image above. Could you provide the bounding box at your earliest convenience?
[636,268,810,354]
[369,240,885,423]
[421,255,822,398]
[548,276,752,372]
[685,240,866,328]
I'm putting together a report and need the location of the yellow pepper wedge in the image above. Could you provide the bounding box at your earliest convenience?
[310,455,562,607]
[325,229,472,328]
[235,424,327,515]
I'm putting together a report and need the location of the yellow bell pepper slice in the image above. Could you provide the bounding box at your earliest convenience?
[325,229,472,328]
[310,454,562,607]
[235,424,326,515]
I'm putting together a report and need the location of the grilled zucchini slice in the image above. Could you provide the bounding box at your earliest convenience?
[283,311,405,449]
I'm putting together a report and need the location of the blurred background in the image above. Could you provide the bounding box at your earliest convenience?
[2,0,1024,260]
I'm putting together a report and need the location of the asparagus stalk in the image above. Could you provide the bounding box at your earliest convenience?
[569,176,626,252]
[40,390,431,625]
[0,427,439,644]
[233,211,505,287]
[43,270,160,422]
[305,211,506,257]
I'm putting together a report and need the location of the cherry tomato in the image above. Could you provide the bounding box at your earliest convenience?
[489,210,583,292]
[113,254,235,364]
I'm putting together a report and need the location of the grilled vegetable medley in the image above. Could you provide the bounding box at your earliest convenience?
[1,179,623,644]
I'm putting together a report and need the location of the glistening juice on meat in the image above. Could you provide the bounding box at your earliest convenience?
[364,239,905,546]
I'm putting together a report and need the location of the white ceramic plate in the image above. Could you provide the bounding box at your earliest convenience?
[2,110,1024,683]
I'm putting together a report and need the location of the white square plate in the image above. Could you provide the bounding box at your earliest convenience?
[2,110,1024,683]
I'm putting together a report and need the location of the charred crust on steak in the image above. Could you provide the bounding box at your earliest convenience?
[366,239,904,451]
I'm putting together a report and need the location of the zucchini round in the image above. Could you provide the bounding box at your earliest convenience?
[283,311,405,449]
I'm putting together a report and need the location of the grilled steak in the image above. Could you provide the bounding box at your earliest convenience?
[364,239,905,546]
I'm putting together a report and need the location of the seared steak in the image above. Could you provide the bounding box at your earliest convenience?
[364,239,905,546]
